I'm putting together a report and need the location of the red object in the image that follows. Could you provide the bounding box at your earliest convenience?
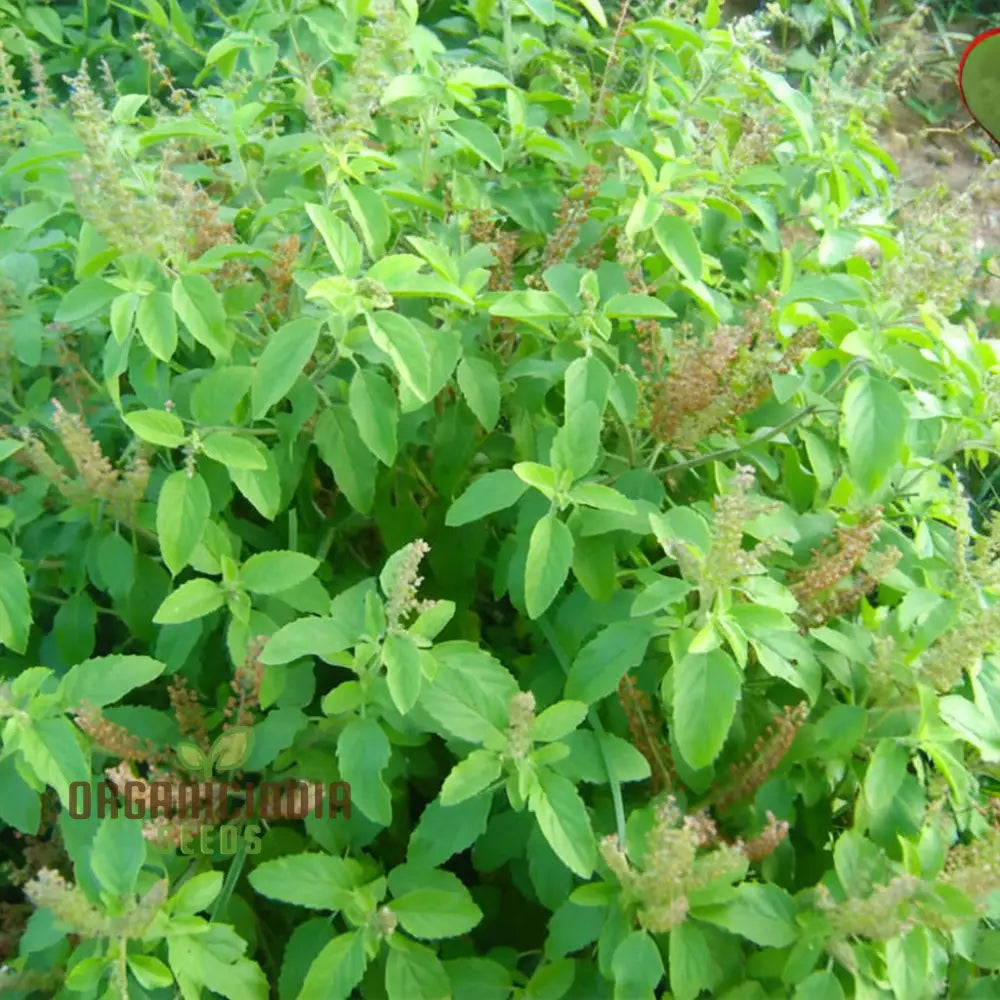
[958,27,1000,144]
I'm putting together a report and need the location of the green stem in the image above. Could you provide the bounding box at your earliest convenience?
[538,616,627,848]
[654,357,867,479]
[209,827,249,923]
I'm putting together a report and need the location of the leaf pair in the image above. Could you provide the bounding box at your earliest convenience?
[176,727,254,779]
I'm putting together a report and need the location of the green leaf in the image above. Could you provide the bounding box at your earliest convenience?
[172,273,232,358]
[939,695,1000,762]
[385,936,451,1000]
[603,293,675,319]
[17,716,89,806]
[489,291,570,323]
[383,632,423,714]
[564,355,611,418]
[794,972,845,1000]
[153,578,226,624]
[240,551,319,595]
[0,554,32,653]
[565,619,655,704]
[533,701,588,742]
[157,471,211,575]
[550,401,601,482]
[65,957,108,992]
[252,318,322,419]
[566,483,635,514]
[60,655,165,708]
[456,357,501,431]
[524,514,574,619]
[418,642,519,744]
[440,750,502,806]
[229,447,282,520]
[249,853,362,912]
[840,373,906,495]
[448,119,504,170]
[573,0,607,26]
[128,955,174,990]
[54,277,118,323]
[863,739,909,812]
[612,931,664,1000]
[261,616,358,665]
[446,958,513,1000]
[407,794,493,869]
[136,292,178,361]
[315,406,377,514]
[669,922,718,1000]
[91,815,146,895]
[672,649,741,769]
[653,216,703,283]
[305,204,363,277]
[370,312,433,401]
[201,433,268,470]
[348,368,399,465]
[630,577,693,617]
[169,926,268,1000]
[528,768,596,877]
[522,0,555,23]
[513,462,558,497]
[343,184,390,260]
[296,930,368,1000]
[338,717,392,826]
[758,68,817,154]
[0,757,41,834]
[886,928,930,1000]
[406,236,460,282]
[124,409,187,448]
[390,886,483,939]
[169,871,223,916]
[697,883,798,947]
[445,470,528,526]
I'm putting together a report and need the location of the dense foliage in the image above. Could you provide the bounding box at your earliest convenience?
[2,0,1000,997]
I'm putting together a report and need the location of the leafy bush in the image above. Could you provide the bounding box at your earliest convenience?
[2,0,1000,997]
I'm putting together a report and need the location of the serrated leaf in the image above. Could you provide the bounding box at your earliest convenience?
[252,318,322,418]
[0,553,31,653]
[446,470,528,526]
[439,750,502,806]
[338,717,392,826]
[157,471,210,575]
[172,273,232,358]
[124,409,187,447]
[841,373,906,495]
[201,433,268,470]
[240,551,319,595]
[348,368,398,465]
[672,649,741,770]
[527,768,595,877]
[152,578,225,624]
[249,853,362,911]
[524,514,574,619]
[448,119,504,170]
[384,632,422,714]
[390,887,483,940]
[456,356,501,430]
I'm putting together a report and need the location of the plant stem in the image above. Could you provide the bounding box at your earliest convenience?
[538,616,627,849]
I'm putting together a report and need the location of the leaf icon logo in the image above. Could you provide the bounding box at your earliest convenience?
[211,727,254,772]
[175,727,254,779]
[176,741,209,777]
